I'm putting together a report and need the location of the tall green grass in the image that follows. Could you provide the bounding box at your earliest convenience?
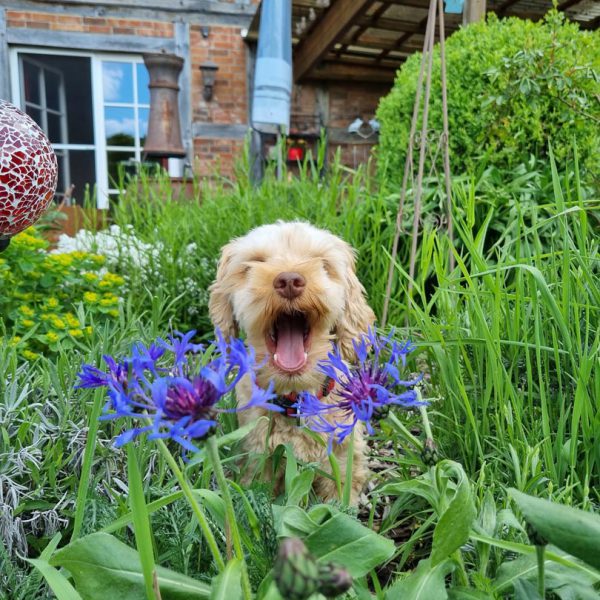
[401,151,599,506]
[111,148,599,504]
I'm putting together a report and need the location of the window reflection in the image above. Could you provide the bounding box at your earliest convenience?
[102,61,134,103]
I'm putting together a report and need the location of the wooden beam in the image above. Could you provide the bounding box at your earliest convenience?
[356,15,428,33]
[293,0,375,81]
[0,0,255,27]
[6,27,176,53]
[580,15,600,29]
[375,12,430,63]
[335,2,390,57]
[327,53,404,69]
[385,0,431,9]
[0,9,8,102]
[307,61,397,82]
[494,0,521,16]
[463,0,487,23]
[557,0,585,10]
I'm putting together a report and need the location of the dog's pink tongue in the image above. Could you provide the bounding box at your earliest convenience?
[275,317,306,371]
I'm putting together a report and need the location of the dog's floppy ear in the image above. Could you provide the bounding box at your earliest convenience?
[335,243,376,361]
[208,242,239,338]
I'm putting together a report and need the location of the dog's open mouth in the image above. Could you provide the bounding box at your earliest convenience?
[265,312,311,373]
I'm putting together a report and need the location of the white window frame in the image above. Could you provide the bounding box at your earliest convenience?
[9,47,180,209]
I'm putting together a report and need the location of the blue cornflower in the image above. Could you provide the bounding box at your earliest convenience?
[77,330,281,452]
[296,328,424,451]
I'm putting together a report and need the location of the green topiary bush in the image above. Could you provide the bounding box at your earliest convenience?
[376,11,600,186]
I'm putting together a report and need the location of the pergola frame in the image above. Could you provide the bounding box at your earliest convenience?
[246,0,599,84]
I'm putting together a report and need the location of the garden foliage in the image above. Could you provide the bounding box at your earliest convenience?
[376,11,600,185]
[0,227,123,357]
[1,137,599,596]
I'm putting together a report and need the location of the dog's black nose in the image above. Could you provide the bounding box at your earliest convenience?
[273,272,306,299]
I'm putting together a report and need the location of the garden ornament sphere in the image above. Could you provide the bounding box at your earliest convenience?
[0,100,58,251]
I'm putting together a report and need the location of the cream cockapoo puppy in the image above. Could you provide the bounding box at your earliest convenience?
[209,221,375,503]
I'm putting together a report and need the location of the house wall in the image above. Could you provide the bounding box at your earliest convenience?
[1,1,390,185]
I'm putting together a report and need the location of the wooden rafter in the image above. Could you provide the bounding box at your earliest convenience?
[334,2,391,57]
[495,0,522,16]
[308,61,397,82]
[557,0,585,10]
[293,0,376,81]
[375,14,429,63]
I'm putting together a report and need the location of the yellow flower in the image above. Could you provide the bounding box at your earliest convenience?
[12,230,47,249]
[50,317,66,330]
[9,336,21,346]
[21,319,35,328]
[99,273,125,288]
[66,313,80,328]
[83,272,99,283]
[46,297,59,309]
[71,251,88,261]
[47,254,74,268]
[100,294,119,307]
[90,254,106,265]
[41,313,53,322]
[22,350,40,360]
[108,309,119,318]
[46,332,60,344]
[85,326,93,336]
[18,305,35,317]
[83,292,99,303]
[69,328,84,338]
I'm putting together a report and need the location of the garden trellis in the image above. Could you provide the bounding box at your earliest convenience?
[381,0,455,328]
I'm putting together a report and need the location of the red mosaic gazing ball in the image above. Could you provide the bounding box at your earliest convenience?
[0,99,58,240]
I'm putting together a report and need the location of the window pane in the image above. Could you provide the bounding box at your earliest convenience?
[25,106,42,128]
[136,62,150,105]
[45,70,62,111]
[107,150,135,189]
[105,106,136,146]
[56,150,96,206]
[19,53,93,145]
[22,60,41,105]
[47,112,63,144]
[138,107,149,146]
[103,61,134,103]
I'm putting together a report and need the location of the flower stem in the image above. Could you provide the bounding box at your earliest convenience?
[342,430,355,507]
[417,389,434,441]
[536,544,546,598]
[388,411,424,451]
[206,435,253,600]
[72,388,104,541]
[155,438,225,571]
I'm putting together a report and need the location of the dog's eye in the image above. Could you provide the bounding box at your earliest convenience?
[250,256,266,263]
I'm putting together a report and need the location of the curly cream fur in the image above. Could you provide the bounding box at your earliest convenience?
[209,221,375,504]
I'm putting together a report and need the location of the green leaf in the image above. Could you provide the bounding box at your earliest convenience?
[509,489,600,570]
[26,557,83,600]
[304,512,395,577]
[513,579,543,600]
[127,444,156,600]
[494,550,599,594]
[447,588,494,600]
[385,558,454,600]
[273,505,323,538]
[430,463,477,565]
[286,469,315,507]
[210,558,242,600]
[50,532,211,599]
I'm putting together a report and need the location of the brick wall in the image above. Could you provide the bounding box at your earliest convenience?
[6,11,174,37]
[6,6,390,181]
[190,24,248,177]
